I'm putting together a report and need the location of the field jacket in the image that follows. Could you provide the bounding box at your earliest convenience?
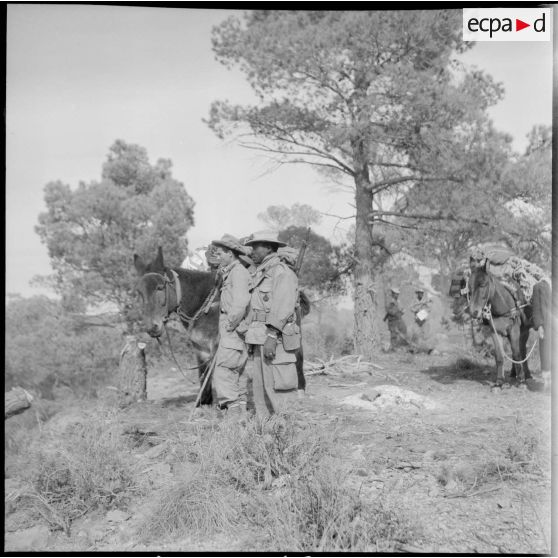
[244,253,299,347]
[218,259,250,350]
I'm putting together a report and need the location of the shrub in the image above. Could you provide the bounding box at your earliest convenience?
[141,415,417,551]
[5,295,122,398]
[17,412,137,532]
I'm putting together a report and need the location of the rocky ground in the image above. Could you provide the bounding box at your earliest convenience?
[5,349,551,553]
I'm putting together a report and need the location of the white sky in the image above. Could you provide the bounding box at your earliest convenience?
[6,6,553,297]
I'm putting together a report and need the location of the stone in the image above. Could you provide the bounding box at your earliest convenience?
[4,525,50,551]
[361,390,381,402]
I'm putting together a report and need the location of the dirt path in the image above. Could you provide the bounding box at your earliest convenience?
[5,351,551,553]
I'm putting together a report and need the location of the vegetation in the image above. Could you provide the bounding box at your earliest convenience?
[207,9,511,356]
[35,140,195,327]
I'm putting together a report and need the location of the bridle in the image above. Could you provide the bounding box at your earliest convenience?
[143,269,219,331]
[138,269,221,378]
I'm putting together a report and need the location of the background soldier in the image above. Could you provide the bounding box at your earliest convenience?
[411,286,432,342]
[532,278,551,389]
[384,287,407,351]
[211,234,251,421]
[240,231,300,419]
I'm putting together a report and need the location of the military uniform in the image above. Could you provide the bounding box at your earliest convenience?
[212,239,251,412]
[384,293,407,349]
[410,289,432,342]
[532,278,551,381]
[243,251,300,418]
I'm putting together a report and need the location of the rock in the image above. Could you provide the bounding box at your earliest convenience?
[4,525,50,551]
[355,468,368,477]
[342,385,441,412]
[105,509,131,523]
[361,390,381,402]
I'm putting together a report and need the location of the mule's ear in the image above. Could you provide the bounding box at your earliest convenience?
[154,246,165,270]
[134,254,146,275]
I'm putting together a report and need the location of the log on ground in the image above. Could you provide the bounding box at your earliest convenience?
[5,387,34,419]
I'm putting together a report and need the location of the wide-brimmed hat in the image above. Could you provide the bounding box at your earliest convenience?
[244,230,287,248]
[211,234,246,255]
[390,287,400,294]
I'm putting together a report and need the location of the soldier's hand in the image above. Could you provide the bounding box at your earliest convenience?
[263,335,277,361]
[538,326,545,340]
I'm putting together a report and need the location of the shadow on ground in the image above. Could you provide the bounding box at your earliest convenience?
[420,357,494,386]
[161,394,197,408]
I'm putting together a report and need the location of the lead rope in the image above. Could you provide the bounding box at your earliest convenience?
[156,331,199,383]
[487,310,539,365]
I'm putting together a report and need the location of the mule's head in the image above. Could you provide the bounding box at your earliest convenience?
[133,247,169,338]
[468,266,492,320]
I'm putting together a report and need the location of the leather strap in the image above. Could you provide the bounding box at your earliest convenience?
[169,269,182,311]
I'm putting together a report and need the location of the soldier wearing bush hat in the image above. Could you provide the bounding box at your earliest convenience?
[238,231,300,418]
[210,234,251,421]
[411,284,432,342]
[384,287,407,350]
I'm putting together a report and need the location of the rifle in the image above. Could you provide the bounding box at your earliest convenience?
[294,227,311,276]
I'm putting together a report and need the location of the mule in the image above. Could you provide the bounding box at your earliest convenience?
[134,247,220,405]
[133,247,309,406]
[468,266,533,387]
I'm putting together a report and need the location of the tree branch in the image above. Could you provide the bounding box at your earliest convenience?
[370,210,491,227]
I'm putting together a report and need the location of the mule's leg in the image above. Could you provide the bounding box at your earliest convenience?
[519,326,532,380]
[508,327,525,385]
[490,331,505,387]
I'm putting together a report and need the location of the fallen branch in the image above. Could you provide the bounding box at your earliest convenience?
[5,387,34,419]
[444,484,503,499]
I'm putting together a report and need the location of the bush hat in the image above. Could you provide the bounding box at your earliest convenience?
[212,234,246,255]
[243,230,287,248]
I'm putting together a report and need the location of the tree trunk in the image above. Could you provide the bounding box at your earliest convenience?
[5,387,33,419]
[353,174,380,359]
[118,335,147,407]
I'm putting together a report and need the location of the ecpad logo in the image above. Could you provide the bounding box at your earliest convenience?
[463,8,551,41]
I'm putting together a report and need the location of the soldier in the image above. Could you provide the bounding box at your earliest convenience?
[532,278,551,388]
[411,286,432,335]
[383,287,408,350]
[239,231,300,418]
[211,234,251,421]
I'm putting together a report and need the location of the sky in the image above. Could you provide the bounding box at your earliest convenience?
[6,5,553,297]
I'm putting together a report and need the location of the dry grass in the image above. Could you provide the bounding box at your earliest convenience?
[140,413,417,551]
[436,422,544,494]
[12,410,139,533]
[140,471,240,541]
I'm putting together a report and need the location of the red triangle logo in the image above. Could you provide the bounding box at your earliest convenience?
[516,19,530,31]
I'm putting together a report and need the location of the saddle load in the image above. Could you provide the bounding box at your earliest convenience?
[449,242,550,305]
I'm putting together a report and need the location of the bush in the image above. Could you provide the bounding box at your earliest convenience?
[17,412,138,532]
[5,295,122,398]
[302,304,354,360]
[249,458,416,552]
[141,415,417,551]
